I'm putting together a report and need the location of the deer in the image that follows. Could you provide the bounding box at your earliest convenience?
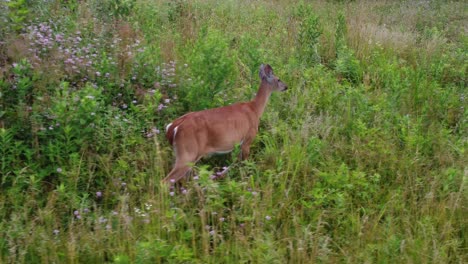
[163,64,288,184]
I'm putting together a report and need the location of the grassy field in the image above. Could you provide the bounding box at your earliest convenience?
[0,0,466,263]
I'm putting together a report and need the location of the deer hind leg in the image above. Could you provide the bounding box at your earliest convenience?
[163,145,199,184]
[162,162,192,184]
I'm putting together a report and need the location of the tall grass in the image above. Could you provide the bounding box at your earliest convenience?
[0,0,466,263]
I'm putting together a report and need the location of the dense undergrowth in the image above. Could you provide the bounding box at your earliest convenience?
[0,0,466,263]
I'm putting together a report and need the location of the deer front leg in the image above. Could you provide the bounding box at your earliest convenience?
[239,137,253,161]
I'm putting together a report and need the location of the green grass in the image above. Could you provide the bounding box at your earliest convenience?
[0,0,466,263]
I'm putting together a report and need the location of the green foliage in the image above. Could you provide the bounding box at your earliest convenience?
[335,47,362,84]
[335,12,347,54]
[93,0,136,20]
[5,0,29,32]
[310,163,380,209]
[0,0,466,263]
[334,13,362,83]
[185,28,237,110]
[296,3,323,65]
[237,34,263,80]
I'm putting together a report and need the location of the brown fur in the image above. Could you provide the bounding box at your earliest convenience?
[163,64,287,184]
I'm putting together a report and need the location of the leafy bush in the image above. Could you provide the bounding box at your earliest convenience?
[185,28,237,110]
[5,0,29,32]
[335,47,362,84]
[295,3,322,65]
[91,0,136,20]
[334,13,362,83]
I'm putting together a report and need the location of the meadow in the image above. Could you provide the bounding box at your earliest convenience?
[0,0,466,263]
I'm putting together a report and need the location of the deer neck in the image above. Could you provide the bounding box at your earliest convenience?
[251,82,272,117]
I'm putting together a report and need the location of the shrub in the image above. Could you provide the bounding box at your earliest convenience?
[295,3,322,65]
[185,28,237,110]
[334,13,362,83]
[335,47,362,84]
[5,0,29,32]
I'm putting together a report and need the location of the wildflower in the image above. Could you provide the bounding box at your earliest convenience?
[83,208,90,213]
[96,191,102,198]
[112,211,118,216]
[219,217,225,222]
[182,189,188,194]
[105,224,111,230]
[193,175,199,180]
[170,179,175,183]
[209,230,215,236]
[56,168,63,173]
[265,215,271,221]
[158,104,166,111]
[74,210,79,216]
[53,229,59,235]
[251,191,258,196]
[95,71,101,77]
[169,192,175,196]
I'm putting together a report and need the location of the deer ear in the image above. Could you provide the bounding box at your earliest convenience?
[259,64,274,82]
[259,64,265,79]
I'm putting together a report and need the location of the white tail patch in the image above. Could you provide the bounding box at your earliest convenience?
[165,123,173,132]
[173,126,179,144]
